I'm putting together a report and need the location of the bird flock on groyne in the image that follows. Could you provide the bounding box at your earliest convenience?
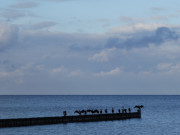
[63,105,144,116]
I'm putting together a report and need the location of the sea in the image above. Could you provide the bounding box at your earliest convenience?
[0,95,180,135]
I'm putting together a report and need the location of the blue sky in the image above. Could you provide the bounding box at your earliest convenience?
[1,0,180,95]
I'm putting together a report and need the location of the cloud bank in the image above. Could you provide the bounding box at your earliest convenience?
[1,22,180,94]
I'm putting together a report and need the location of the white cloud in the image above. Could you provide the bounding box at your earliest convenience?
[68,69,83,77]
[95,67,122,76]
[123,38,180,59]
[88,48,116,62]
[0,72,11,77]
[168,64,180,74]
[138,71,152,75]
[35,65,45,71]
[157,63,172,71]
[0,63,34,78]
[157,41,180,55]
[89,51,108,62]
[156,63,180,74]
[50,67,66,74]
[0,68,23,78]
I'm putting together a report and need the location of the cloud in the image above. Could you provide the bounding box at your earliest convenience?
[157,63,172,71]
[120,16,135,23]
[30,21,57,30]
[0,63,34,79]
[0,9,25,20]
[50,67,67,74]
[150,16,169,21]
[106,27,179,49]
[1,21,180,94]
[88,48,116,62]
[0,62,48,85]
[168,64,180,74]
[119,16,145,24]
[11,2,38,8]
[88,50,108,62]
[151,7,165,12]
[0,69,23,78]
[95,67,122,76]
[68,69,83,77]
[0,23,19,51]
[108,23,165,34]
[50,67,84,77]
[156,63,180,74]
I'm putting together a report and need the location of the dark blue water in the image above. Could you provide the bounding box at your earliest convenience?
[0,95,180,135]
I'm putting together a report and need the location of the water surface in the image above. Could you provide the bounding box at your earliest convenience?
[0,95,179,135]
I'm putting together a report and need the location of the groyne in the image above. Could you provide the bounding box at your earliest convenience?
[0,110,141,128]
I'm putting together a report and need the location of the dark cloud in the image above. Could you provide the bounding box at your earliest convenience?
[11,2,38,8]
[155,27,178,41]
[106,27,179,49]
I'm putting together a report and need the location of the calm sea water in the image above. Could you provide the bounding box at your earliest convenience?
[0,95,180,135]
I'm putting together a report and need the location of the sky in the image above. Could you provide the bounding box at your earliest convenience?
[1,0,180,95]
